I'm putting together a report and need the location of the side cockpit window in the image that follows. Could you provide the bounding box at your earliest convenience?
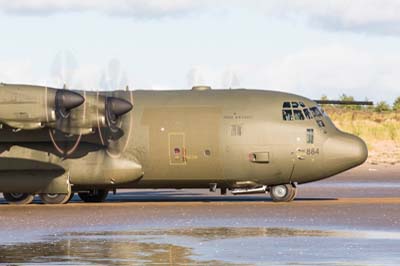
[310,107,323,118]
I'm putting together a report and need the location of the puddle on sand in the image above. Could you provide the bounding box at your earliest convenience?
[1,227,399,266]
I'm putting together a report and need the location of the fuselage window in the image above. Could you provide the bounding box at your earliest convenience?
[291,102,299,108]
[303,108,313,119]
[231,125,242,136]
[283,102,291,108]
[293,110,305,120]
[307,128,314,144]
[282,110,293,121]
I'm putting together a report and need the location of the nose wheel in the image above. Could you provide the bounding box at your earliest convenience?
[269,184,297,202]
[3,193,35,205]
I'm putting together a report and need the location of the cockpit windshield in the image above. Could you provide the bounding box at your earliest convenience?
[282,101,327,128]
[282,101,311,121]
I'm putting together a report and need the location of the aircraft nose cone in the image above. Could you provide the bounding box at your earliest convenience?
[57,90,85,110]
[107,97,133,116]
[323,134,368,176]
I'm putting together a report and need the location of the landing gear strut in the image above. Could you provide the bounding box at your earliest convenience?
[3,193,35,205]
[78,189,109,203]
[269,184,297,202]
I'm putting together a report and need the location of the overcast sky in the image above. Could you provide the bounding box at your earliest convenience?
[0,0,400,103]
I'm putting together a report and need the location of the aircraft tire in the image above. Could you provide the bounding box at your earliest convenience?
[269,184,296,202]
[78,189,109,203]
[3,193,35,205]
[39,191,72,205]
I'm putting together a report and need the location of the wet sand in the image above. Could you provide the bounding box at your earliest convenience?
[0,164,399,265]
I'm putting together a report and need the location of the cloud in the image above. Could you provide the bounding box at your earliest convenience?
[0,60,34,84]
[1,45,400,103]
[258,0,400,35]
[0,0,214,18]
[182,44,400,103]
[263,44,400,102]
[1,0,399,34]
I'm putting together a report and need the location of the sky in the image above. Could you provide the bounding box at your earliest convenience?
[0,0,400,103]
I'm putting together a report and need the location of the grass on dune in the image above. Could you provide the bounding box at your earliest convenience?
[325,108,400,164]
[326,108,400,143]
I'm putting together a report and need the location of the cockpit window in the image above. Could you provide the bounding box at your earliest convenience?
[293,110,305,120]
[318,106,327,116]
[282,110,293,121]
[310,107,323,118]
[303,108,313,119]
[282,102,326,123]
[316,120,325,128]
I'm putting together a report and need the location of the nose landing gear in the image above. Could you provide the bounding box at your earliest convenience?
[269,183,297,202]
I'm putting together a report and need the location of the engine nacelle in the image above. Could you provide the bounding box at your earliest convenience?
[53,91,132,136]
[0,83,84,130]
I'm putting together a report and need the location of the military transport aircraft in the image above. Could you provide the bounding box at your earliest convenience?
[0,83,368,204]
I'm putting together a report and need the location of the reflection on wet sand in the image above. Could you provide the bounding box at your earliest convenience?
[66,227,351,239]
[0,236,232,266]
[1,227,395,266]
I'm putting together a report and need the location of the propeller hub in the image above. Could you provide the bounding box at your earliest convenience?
[107,97,133,117]
[55,90,85,119]
[56,90,85,111]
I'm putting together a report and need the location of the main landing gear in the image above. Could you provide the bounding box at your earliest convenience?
[269,183,297,202]
[39,191,72,205]
[2,191,73,205]
[3,193,35,205]
[2,189,109,205]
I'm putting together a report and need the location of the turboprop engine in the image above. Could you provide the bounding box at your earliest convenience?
[0,83,84,130]
[52,91,133,136]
